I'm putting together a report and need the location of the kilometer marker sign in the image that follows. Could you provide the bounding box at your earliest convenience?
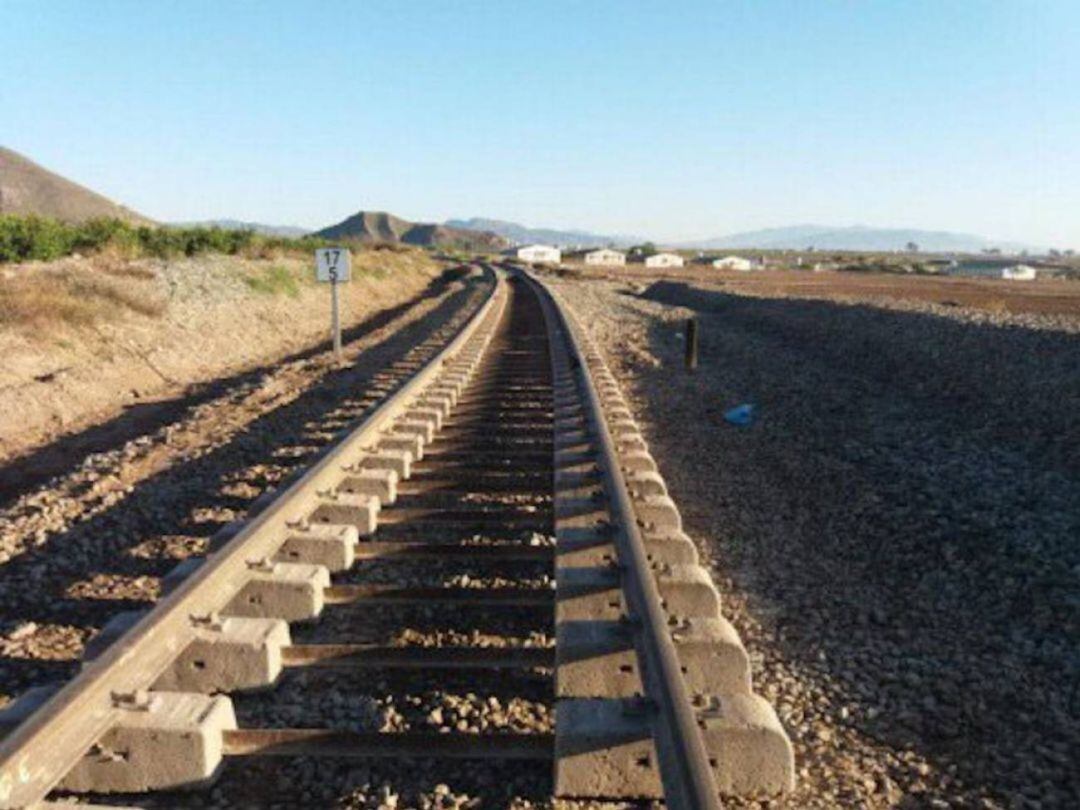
[316,247,351,283]
[315,247,351,362]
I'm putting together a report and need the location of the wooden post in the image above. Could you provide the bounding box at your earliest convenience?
[685,318,698,371]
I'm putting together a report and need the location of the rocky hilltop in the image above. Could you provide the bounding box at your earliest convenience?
[318,210,506,251]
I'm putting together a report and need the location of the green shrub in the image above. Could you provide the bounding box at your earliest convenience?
[71,217,135,253]
[0,215,334,265]
[0,215,76,262]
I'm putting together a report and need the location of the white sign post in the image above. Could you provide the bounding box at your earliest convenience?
[315,247,352,363]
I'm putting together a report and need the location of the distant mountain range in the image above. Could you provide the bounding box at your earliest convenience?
[0,146,152,224]
[445,217,643,248]
[0,147,1042,255]
[174,219,311,237]
[680,224,1037,253]
[446,217,1036,253]
[317,211,507,250]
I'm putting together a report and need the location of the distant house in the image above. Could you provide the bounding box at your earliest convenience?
[1002,264,1037,280]
[712,255,754,271]
[584,248,626,266]
[516,244,561,264]
[926,258,959,271]
[644,252,684,268]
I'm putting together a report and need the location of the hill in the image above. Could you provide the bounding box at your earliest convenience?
[446,217,642,248]
[0,146,151,224]
[174,219,311,237]
[317,211,506,251]
[682,224,1036,254]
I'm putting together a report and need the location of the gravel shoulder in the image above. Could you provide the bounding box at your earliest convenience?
[547,274,1080,809]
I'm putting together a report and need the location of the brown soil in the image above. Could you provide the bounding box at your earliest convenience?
[562,264,1080,318]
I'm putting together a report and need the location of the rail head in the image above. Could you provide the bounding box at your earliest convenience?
[0,266,504,809]
[523,267,723,810]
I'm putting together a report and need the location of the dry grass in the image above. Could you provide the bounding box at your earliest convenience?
[90,241,144,266]
[0,246,443,339]
[369,241,411,253]
[0,265,165,331]
[352,247,434,280]
[241,241,286,261]
[101,265,157,281]
[92,252,158,281]
[243,264,303,297]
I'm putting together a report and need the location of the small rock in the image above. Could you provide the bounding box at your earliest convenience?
[9,622,37,640]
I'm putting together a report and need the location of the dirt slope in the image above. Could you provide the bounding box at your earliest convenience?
[0,249,448,466]
[0,147,151,224]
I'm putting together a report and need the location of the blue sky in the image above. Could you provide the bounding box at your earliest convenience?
[2,1,1078,247]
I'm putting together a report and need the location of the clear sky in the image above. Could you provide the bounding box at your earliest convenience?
[2,1,1078,247]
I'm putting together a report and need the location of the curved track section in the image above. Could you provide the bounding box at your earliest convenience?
[0,268,793,809]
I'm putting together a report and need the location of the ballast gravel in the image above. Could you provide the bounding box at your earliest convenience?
[547,275,1080,809]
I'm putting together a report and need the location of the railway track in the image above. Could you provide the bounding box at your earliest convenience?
[0,267,793,808]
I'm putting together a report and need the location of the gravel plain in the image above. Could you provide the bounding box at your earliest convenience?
[547,274,1080,809]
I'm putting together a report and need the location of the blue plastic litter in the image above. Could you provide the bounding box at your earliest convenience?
[724,403,755,426]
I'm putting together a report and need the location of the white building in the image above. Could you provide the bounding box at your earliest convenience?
[516,244,561,264]
[584,248,626,266]
[1002,264,1037,280]
[644,252,684,268]
[712,255,754,271]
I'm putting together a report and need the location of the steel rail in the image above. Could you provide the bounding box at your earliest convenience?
[0,267,505,809]
[524,269,723,810]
